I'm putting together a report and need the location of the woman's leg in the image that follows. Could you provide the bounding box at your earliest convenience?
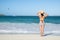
[40,25,44,36]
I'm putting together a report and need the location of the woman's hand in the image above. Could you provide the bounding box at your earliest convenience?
[44,13,48,17]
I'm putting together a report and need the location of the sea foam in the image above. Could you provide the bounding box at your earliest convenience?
[0,22,60,34]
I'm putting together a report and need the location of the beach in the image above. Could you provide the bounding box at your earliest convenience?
[0,34,60,40]
[0,0,60,39]
[0,16,60,40]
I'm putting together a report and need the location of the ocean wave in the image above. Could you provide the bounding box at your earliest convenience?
[0,30,60,34]
[0,29,40,33]
[0,22,60,34]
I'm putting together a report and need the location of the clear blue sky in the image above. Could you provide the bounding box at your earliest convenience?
[0,0,60,16]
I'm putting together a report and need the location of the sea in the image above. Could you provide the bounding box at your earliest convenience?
[0,16,60,34]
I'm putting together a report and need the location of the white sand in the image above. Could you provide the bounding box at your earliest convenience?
[0,34,60,40]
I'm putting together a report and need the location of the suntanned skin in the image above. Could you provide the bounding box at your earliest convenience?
[37,10,48,36]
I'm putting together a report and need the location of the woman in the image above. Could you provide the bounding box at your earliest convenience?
[37,10,48,36]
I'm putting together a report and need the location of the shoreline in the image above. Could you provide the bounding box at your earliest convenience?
[0,34,60,40]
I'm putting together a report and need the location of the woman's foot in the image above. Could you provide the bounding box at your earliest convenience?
[40,34,44,37]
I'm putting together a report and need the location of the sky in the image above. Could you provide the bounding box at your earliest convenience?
[0,0,60,16]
